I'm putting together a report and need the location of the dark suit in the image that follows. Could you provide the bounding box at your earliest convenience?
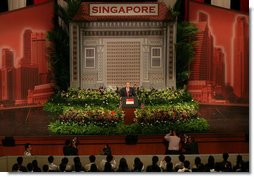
[120,87,136,97]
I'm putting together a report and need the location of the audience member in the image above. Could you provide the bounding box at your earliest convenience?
[48,155,58,172]
[132,157,145,172]
[59,163,66,172]
[60,157,72,172]
[104,162,114,172]
[72,156,85,172]
[233,155,246,172]
[32,160,41,172]
[165,161,174,172]
[220,152,232,172]
[146,156,161,172]
[27,163,33,172]
[16,157,27,172]
[42,165,49,172]
[192,157,204,172]
[89,164,98,172]
[24,143,32,156]
[178,160,191,172]
[12,163,19,172]
[85,155,97,172]
[117,158,130,172]
[159,156,173,172]
[164,130,181,154]
[7,153,249,173]
[204,155,215,172]
[174,154,185,171]
[100,154,117,171]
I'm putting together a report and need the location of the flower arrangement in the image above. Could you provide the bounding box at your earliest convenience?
[44,88,209,135]
[57,108,124,126]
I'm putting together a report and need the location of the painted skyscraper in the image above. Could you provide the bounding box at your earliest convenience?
[233,15,249,100]
[1,48,15,102]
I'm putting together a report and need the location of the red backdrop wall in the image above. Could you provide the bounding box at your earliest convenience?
[0,1,54,107]
[187,1,249,104]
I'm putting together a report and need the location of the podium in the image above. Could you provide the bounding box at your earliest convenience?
[121,97,138,125]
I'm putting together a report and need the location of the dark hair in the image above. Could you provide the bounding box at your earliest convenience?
[152,156,159,165]
[236,155,243,164]
[184,160,190,169]
[17,157,23,165]
[74,162,82,172]
[27,163,33,171]
[223,152,229,161]
[104,162,113,172]
[32,160,39,168]
[48,156,54,163]
[195,157,201,166]
[62,157,69,164]
[133,157,143,172]
[24,143,30,149]
[179,154,185,162]
[89,155,96,163]
[118,158,129,172]
[32,160,41,172]
[74,156,80,164]
[164,156,171,163]
[206,155,215,170]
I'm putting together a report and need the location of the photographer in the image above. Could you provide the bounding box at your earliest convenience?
[164,130,181,154]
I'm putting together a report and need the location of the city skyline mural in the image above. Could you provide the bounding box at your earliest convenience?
[0,1,54,107]
[188,1,249,104]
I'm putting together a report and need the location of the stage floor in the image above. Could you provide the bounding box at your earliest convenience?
[0,104,249,136]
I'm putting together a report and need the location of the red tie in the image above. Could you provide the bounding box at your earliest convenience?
[126,88,129,97]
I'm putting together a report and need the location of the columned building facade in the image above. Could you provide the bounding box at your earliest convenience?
[70,2,176,89]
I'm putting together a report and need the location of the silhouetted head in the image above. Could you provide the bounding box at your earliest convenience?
[152,156,159,165]
[17,157,23,165]
[223,152,229,161]
[48,156,54,163]
[89,155,96,163]
[179,154,185,162]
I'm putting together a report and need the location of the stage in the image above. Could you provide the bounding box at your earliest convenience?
[0,104,249,156]
[0,104,249,136]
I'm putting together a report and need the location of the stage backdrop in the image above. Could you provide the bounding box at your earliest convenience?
[0,1,54,108]
[187,1,249,104]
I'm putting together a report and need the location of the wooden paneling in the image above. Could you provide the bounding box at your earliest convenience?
[0,133,249,156]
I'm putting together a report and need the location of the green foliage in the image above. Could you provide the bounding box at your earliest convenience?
[48,118,208,135]
[136,87,193,105]
[134,102,199,124]
[175,22,199,89]
[45,88,209,135]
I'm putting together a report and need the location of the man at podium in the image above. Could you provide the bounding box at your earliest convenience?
[120,82,136,97]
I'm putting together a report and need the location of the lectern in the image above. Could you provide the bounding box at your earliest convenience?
[121,97,138,124]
